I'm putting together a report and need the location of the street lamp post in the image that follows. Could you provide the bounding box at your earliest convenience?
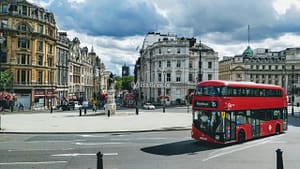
[198,41,202,82]
[292,65,295,116]
[163,71,166,113]
[0,36,5,91]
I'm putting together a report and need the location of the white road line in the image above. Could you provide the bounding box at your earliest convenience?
[51,153,118,157]
[203,139,272,161]
[0,161,68,165]
[75,142,124,145]
[8,148,74,152]
[79,134,106,138]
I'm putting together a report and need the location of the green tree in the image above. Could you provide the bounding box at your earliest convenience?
[0,71,12,90]
[115,76,122,90]
[122,76,134,90]
[114,75,134,91]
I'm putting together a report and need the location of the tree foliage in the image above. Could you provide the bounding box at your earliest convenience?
[114,75,134,91]
[0,71,12,90]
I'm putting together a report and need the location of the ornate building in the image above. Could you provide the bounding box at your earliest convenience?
[136,32,219,105]
[0,0,57,109]
[56,32,69,106]
[219,46,300,104]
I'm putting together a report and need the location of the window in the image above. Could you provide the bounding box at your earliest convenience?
[208,62,212,69]
[208,74,212,80]
[176,73,181,82]
[167,48,171,53]
[37,41,43,51]
[38,24,43,33]
[177,48,180,54]
[189,73,193,82]
[21,5,28,16]
[48,44,53,54]
[1,19,7,28]
[176,60,181,68]
[18,38,30,49]
[158,73,162,82]
[38,55,43,65]
[189,61,193,68]
[158,61,162,68]
[166,73,171,82]
[167,61,171,67]
[38,71,43,83]
[2,4,8,14]
[159,48,161,54]
[21,70,26,84]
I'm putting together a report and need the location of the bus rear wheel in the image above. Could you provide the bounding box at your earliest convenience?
[238,130,245,143]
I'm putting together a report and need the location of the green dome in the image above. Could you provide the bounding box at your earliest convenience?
[243,46,254,57]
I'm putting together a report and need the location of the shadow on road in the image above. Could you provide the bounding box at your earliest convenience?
[288,116,300,127]
[141,140,223,156]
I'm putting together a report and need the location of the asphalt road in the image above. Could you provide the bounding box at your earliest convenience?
[0,117,300,169]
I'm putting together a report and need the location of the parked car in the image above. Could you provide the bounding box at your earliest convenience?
[62,102,74,111]
[143,103,155,110]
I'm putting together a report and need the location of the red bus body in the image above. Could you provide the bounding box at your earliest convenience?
[123,93,135,108]
[192,80,288,144]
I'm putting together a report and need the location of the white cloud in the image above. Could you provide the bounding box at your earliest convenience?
[273,0,300,15]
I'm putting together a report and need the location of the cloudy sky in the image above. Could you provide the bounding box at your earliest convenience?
[28,0,300,75]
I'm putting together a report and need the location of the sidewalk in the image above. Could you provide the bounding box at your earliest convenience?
[0,109,192,134]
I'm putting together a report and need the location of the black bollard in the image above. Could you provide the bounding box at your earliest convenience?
[136,107,139,115]
[97,151,103,169]
[79,108,82,116]
[108,110,110,117]
[84,107,87,115]
[276,149,284,169]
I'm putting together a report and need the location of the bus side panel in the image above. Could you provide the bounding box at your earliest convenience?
[236,124,252,141]
[191,125,224,144]
[261,120,284,136]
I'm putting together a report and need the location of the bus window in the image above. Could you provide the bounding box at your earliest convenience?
[236,111,247,125]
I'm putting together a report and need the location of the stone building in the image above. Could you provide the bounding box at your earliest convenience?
[135,32,219,105]
[219,46,300,104]
[0,0,57,109]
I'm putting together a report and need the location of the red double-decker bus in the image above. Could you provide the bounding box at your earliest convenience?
[192,80,288,144]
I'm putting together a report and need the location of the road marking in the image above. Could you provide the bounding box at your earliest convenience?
[0,161,68,165]
[75,142,123,145]
[8,148,74,152]
[51,153,118,157]
[203,139,272,161]
[79,134,106,138]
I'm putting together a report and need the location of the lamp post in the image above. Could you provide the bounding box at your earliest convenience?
[292,65,295,116]
[163,71,166,113]
[50,69,53,113]
[198,41,202,82]
[0,36,5,91]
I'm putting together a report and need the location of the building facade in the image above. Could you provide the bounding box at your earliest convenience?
[136,32,219,105]
[219,46,300,104]
[0,0,109,110]
[0,0,57,109]
[56,32,69,106]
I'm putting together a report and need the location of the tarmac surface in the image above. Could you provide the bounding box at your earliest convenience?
[0,107,192,133]
[0,106,299,134]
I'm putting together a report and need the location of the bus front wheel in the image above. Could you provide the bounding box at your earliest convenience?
[238,130,245,143]
[276,124,281,135]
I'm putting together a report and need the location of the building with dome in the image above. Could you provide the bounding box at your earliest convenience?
[219,46,300,104]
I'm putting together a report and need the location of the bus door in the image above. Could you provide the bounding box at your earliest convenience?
[282,108,288,130]
[224,112,236,141]
[251,110,260,138]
